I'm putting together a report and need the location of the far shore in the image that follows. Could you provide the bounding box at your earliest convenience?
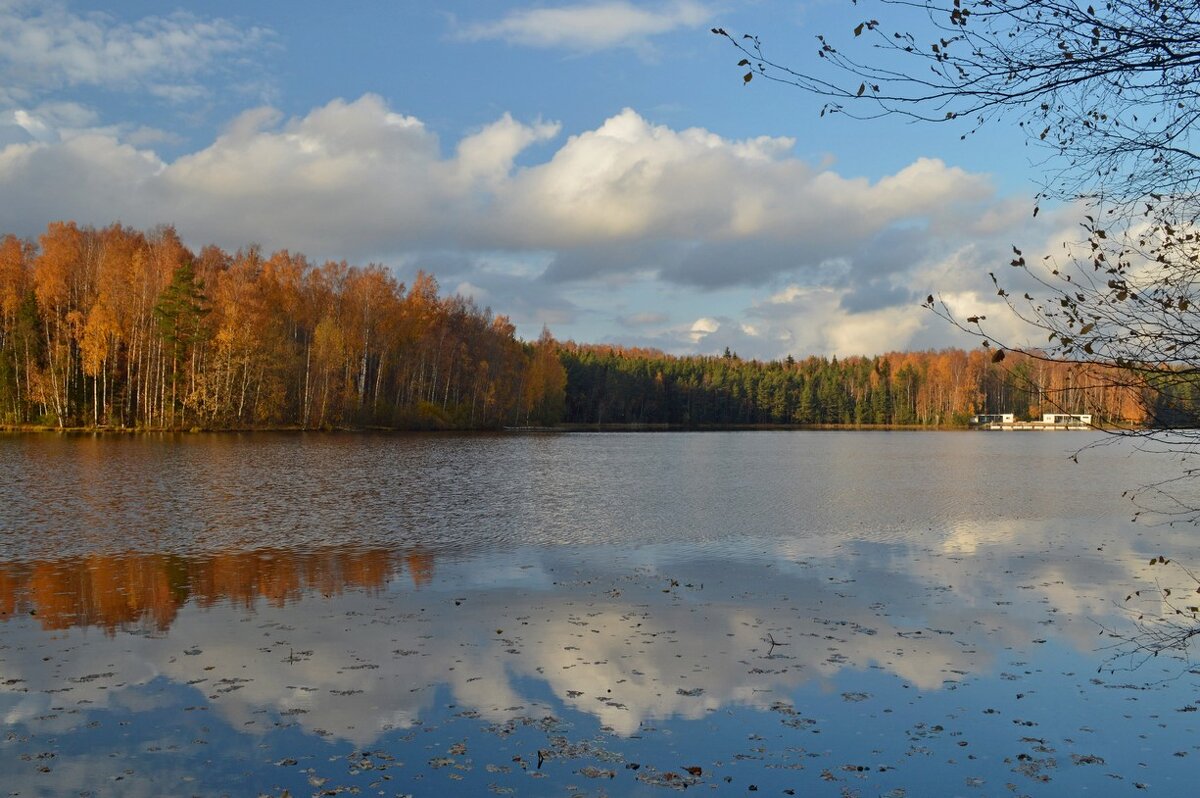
[2,421,1127,435]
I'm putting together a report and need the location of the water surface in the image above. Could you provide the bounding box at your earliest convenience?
[2,431,1198,795]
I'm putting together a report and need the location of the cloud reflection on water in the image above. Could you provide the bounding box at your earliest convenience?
[2,514,1191,746]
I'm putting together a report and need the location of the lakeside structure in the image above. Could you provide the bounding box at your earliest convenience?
[970,412,1093,430]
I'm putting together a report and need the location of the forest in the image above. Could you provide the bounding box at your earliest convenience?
[0,221,1157,431]
[0,222,566,430]
[558,344,1146,427]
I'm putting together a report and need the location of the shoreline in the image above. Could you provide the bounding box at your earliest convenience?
[0,421,1074,434]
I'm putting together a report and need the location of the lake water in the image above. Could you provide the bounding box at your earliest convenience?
[2,431,1200,796]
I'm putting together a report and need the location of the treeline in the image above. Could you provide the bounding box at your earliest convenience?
[559,344,1146,427]
[0,221,1157,432]
[0,222,566,429]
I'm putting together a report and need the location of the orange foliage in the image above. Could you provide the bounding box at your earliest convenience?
[0,222,559,429]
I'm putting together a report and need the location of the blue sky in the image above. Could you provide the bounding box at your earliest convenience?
[0,0,1065,358]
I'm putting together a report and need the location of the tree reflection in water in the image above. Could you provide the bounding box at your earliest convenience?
[1,534,1199,796]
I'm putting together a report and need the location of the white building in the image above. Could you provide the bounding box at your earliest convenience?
[971,413,1015,425]
[971,412,1093,430]
[1041,413,1092,425]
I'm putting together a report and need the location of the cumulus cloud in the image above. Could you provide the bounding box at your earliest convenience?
[489,109,993,288]
[2,97,986,271]
[0,93,1052,355]
[457,1,712,52]
[0,0,272,97]
[688,316,720,342]
[454,113,561,189]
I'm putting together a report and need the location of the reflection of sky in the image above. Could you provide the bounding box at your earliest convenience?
[4,432,1200,793]
[4,523,1200,794]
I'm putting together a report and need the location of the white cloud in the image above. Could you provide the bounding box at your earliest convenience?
[0,94,1047,356]
[665,282,969,359]
[7,100,98,141]
[0,98,1000,278]
[0,0,272,99]
[491,109,991,282]
[825,303,924,355]
[454,113,561,189]
[10,108,48,140]
[458,1,712,51]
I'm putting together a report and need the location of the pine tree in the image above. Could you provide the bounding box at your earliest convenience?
[154,260,209,426]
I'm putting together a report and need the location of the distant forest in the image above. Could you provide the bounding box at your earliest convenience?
[0,222,1153,430]
[558,344,1144,427]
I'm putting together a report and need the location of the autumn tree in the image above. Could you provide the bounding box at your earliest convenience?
[32,222,81,425]
[0,235,34,422]
[523,326,568,426]
[79,300,118,426]
[311,313,346,428]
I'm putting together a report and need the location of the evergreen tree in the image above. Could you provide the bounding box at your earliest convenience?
[155,260,210,426]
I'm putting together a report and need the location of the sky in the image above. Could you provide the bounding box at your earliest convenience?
[0,0,1070,358]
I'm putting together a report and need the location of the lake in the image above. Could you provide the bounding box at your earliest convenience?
[2,430,1199,796]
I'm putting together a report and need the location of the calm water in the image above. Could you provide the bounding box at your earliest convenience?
[2,431,1199,796]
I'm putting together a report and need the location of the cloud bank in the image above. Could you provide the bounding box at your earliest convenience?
[0,92,1053,357]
